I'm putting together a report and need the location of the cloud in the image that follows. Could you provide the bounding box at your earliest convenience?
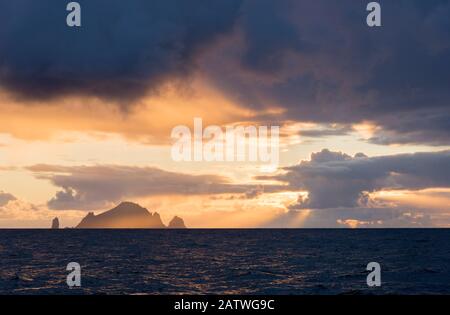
[299,124,353,138]
[264,207,434,228]
[0,198,39,219]
[261,149,450,209]
[0,78,249,142]
[0,196,86,228]
[27,164,281,210]
[0,191,16,207]
[0,0,242,102]
[201,0,450,145]
[1,0,449,147]
[367,109,450,146]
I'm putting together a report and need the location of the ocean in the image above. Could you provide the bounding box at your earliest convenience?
[0,229,449,295]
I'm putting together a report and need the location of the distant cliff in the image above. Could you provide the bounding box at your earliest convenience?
[75,202,186,229]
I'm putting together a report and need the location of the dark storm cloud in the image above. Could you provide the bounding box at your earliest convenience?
[299,124,353,138]
[0,0,242,101]
[259,149,450,209]
[26,164,282,210]
[367,109,450,146]
[238,0,307,74]
[1,0,449,146]
[202,0,450,145]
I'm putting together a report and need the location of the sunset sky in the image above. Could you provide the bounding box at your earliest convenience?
[0,0,449,228]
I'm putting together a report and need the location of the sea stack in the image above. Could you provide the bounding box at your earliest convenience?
[168,216,187,228]
[51,217,60,229]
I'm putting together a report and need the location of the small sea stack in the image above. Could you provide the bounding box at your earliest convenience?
[168,216,187,229]
[51,217,60,229]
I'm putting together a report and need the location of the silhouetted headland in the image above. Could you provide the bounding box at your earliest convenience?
[75,202,186,229]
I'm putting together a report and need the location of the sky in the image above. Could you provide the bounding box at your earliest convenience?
[0,0,449,228]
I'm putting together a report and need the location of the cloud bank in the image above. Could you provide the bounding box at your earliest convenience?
[263,149,450,209]
[203,0,450,145]
[27,164,279,210]
[0,1,449,146]
[0,0,242,101]
[0,191,16,207]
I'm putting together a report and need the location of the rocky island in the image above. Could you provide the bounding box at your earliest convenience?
[75,201,186,229]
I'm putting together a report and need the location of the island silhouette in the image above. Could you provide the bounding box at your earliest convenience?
[59,202,187,229]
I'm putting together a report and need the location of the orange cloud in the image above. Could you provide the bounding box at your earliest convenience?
[0,77,263,144]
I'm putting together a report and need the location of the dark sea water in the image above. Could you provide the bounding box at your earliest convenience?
[0,229,449,295]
